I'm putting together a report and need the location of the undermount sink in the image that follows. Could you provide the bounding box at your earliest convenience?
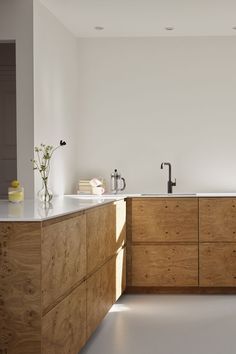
[67,194,197,199]
[67,194,129,200]
[141,193,196,196]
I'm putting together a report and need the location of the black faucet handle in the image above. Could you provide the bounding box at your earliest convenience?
[172,178,176,187]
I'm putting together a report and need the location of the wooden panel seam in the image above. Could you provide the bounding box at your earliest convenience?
[132,241,198,245]
[86,245,126,280]
[199,241,236,243]
[42,199,127,227]
[41,214,86,312]
[42,277,87,317]
[42,211,85,227]
[42,244,127,317]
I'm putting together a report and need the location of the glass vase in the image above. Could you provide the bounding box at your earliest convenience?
[38,181,53,203]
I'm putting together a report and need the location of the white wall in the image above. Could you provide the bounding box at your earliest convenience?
[33,1,79,195]
[77,37,236,193]
[0,0,34,197]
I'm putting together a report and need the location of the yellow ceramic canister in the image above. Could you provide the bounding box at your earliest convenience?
[8,180,24,203]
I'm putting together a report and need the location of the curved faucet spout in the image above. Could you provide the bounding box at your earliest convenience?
[160,162,176,194]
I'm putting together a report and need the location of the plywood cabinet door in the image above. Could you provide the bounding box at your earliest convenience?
[199,243,236,286]
[199,198,236,242]
[86,204,116,274]
[42,214,86,311]
[132,198,198,242]
[86,256,116,339]
[132,244,198,287]
[0,222,41,354]
[42,282,86,354]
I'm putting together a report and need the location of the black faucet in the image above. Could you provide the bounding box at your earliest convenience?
[160,162,176,194]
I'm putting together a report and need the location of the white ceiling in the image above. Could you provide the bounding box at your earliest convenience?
[40,0,236,37]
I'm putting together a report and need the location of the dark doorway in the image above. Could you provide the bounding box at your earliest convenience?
[0,42,17,198]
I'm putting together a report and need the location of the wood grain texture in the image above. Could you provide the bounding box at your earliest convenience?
[42,214,86,312]
[42,281,86,354]
[86,256,116,340]
[199,198,236,242]
[42,210,84,227]
[0,222,41,354]
[0,201,125,354]
[199,243,236,286]
[132,198,198,243]
[86,204,116,274]
[132,244,198,287]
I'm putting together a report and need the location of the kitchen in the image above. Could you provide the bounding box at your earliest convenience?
[1,0,236,353]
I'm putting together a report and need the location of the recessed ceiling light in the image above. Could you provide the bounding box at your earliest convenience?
[165,27,174,31]
[94,26,104,31]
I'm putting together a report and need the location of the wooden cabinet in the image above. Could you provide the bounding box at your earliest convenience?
[199,198,236,242]
[128,198,199,288]
[199,198,236,287]
[42,282,86,354]
[86,200,126,274]
[87,200,126,274]
[86,204,116,274]
[199,243,236,287]
[129,197,236,290]
[132,198,198,242]
[8,196,236,352]
[0,222,41,354]
[87,256,116,339]
[86,246,126,340]
[132,244,198,287]
[1,201,126,354]
[86,200,126,339]
[42,214,86,312]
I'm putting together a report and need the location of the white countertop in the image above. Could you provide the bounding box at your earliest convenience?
[1,193,236,221]
[72,192,236,198]
[136,193,236,197]
[0,196,124,222]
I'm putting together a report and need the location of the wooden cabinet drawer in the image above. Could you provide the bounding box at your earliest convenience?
[42,214,86,311]
[199,243,236,286]
[87,204,116,274]
[132,198,198,242]
[199,198,236,242]
[86,256,116,339]
[42,282,86,354]
[132,244,198,287]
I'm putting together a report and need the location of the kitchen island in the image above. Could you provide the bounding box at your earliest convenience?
[1,193,236,353]
[0,196,126,354]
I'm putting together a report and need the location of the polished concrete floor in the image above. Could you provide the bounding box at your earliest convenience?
[80,294,236,354]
